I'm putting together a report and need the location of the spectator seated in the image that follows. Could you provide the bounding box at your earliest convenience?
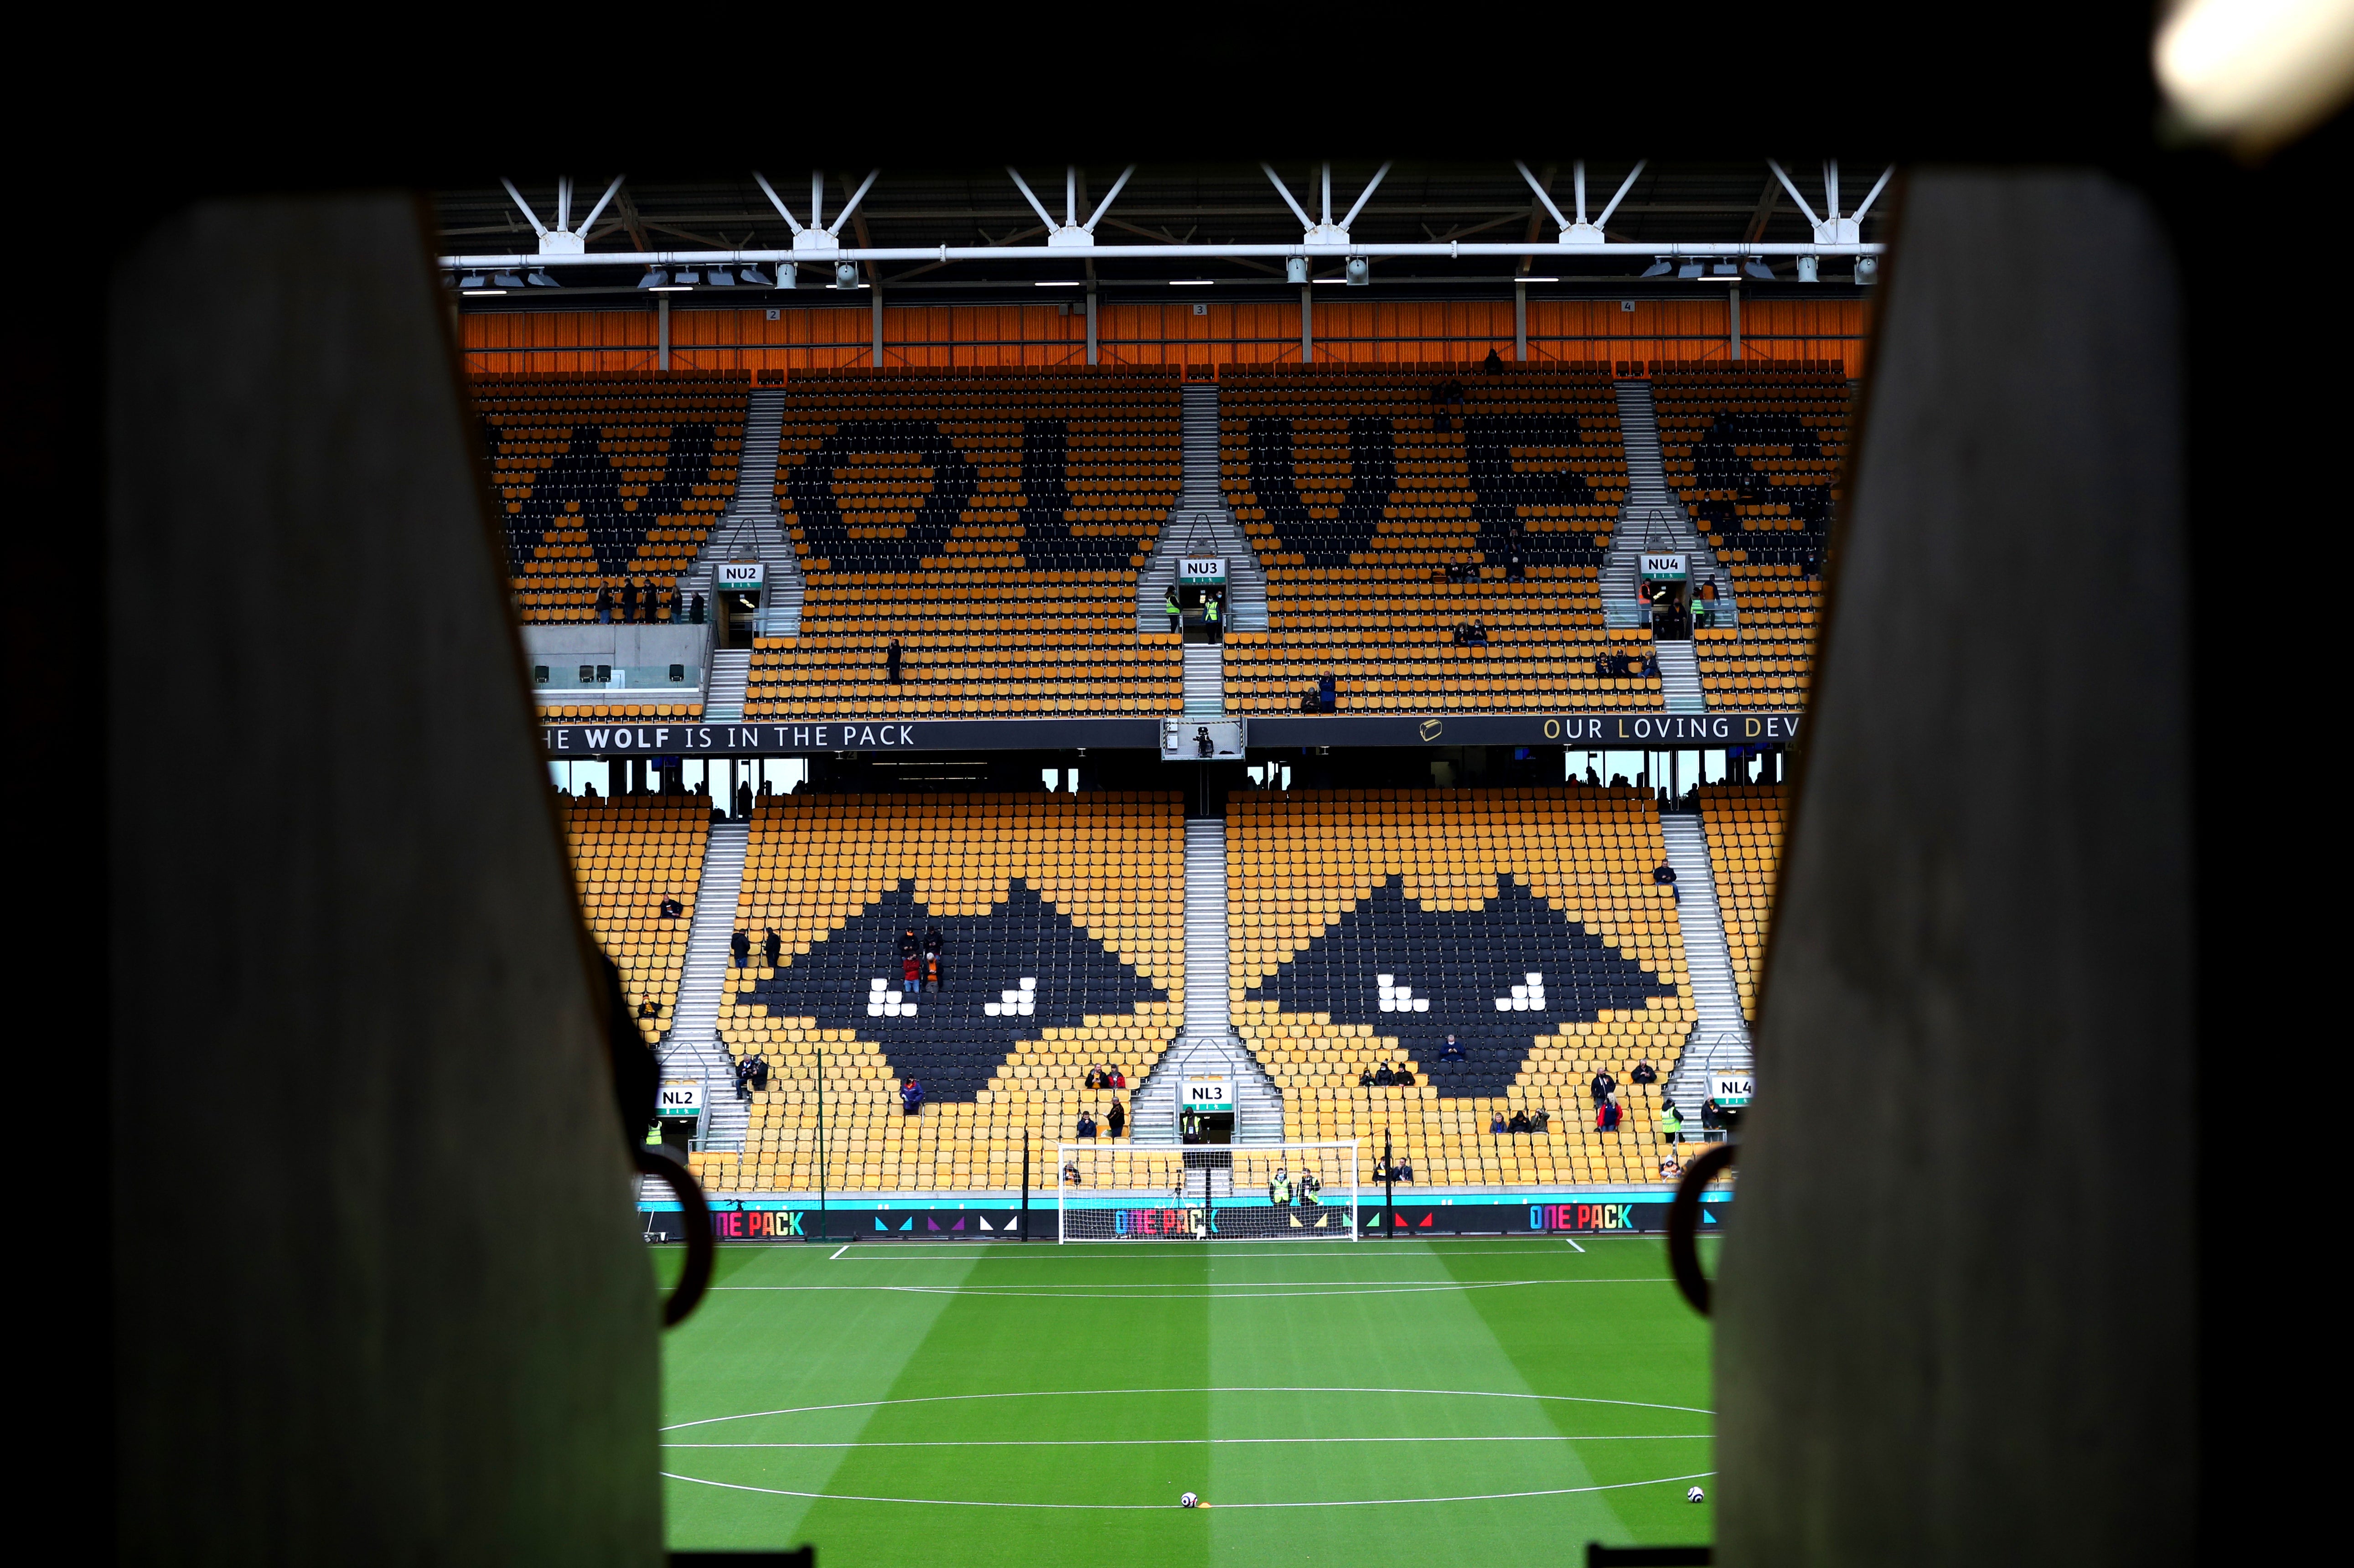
[1218,365,1647,715]
[711,790,1187,1193]
[1653,360,1846,706]
[754,367,1185,718]
[560,792,712,1045]
[1230,787,1694,1186]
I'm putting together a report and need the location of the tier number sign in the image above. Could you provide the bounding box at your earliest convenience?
[1182,1076,1231,1111]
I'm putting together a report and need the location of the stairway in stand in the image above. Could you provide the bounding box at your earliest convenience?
[1653,640,1707,713]
[1131,818,1283,1146]
[1657,811,1751,1118]
[678,387,805,640]
[1604,380,1738,630]
[639,818,750,1200]
[1136,380,1268,631]
[703,649,750,722]
[1182,644,1226,716]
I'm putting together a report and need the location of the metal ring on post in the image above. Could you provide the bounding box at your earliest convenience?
[1666,1141,1738,1316]
[635,1147,715,1327]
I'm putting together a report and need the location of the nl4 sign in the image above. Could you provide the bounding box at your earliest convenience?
[717,562,765,591]
[1709,1068,1754,1107]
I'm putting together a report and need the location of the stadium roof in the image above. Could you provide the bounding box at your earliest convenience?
[432,160,1892,300]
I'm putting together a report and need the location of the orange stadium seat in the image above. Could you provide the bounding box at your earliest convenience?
[1229,787,1693,1186]
[561,792,712,1045]
[1654,361,1846,707]
[755,367,1185,719]
[714,791,1187,1193]
[471,370,751,625]
[1217,365,1649,714]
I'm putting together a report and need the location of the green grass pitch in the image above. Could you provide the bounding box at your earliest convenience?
[653,1234,1716,1566]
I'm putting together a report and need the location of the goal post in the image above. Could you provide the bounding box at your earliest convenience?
[1055,1142,1361,1242]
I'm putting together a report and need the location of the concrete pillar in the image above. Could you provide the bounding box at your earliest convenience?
[109,195,662,1563]
[1713,171,2193,1568]
[657,294,669,372]
[871,283,883,367]
[1300,284,1313,364]
[1086,285,1098,365]
[1515,279,1528,361]
[1728,283,1742,360]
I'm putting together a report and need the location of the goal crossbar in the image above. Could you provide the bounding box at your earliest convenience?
[1055,1141,1361,1242]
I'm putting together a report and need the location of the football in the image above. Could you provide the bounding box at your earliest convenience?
[1180,1492,1200,1509]
[1687,1486,1706,1503]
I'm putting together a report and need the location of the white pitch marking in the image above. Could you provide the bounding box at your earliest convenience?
[1563,1238,1587,1253]
[829,1245,848,1260]
[660,1469,1718,1511]
[667,1434,1715,1449]
[705,1280,1650,1300]
[661,1386,1716,1433]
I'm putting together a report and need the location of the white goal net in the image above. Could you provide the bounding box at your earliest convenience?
[1055,1142,1360,1241]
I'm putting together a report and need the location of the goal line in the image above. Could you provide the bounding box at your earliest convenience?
[1055,1142,1361,1242]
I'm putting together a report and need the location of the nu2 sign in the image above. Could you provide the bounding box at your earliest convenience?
[717,562,765,590]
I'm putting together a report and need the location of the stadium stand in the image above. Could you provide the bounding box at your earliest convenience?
[755,368,1185,717]
[703,791,1187,1192]
[1654,360,1845,708]
[1218,366,1652,713]
[1230,788,1693,1185]
[474,372,751,625]
[561,792,712,1046]
[1697,781,1787,1023]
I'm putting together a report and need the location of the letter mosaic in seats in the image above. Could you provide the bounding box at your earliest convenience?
[1247,874,1676,1099]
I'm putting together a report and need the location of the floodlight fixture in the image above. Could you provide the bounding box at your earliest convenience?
[673,269,701,285]
[492,272,527,289]
[740,265,774,286]
[1854,256,1880,285]
[459,274,487,290]
[775,264,797,290]
[1641,258,1672,278]
[1345,256,1370,285]
[526,269,561,287]
[637,269,670,290]
[1676,259,1704,279]
[705,267,736,287]
[835,262,861,288]
[1743,259,1776,281]
[1796,255,1820,283]
[1285,256,1309,284]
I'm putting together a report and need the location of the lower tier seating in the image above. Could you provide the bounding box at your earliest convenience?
[1231,788,1695,1185]
[1698,782,1787,1021]
[708,791,1187,1191]
[561,794,711,1045]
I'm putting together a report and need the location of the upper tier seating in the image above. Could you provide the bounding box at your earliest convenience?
[1697,782,1786,1023]
[1654,361,1844,708]
[473,372,750,624]
[1219,367,1645,714]
[709,791,1186,1192]
[560,792,712,1045]
[1230,787,1695,1186]
[754,368,1184,718]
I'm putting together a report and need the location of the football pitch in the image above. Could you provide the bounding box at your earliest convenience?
[655,1233,1717,1566]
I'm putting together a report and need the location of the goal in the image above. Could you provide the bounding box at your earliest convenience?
[1055,1142,1360,1241]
